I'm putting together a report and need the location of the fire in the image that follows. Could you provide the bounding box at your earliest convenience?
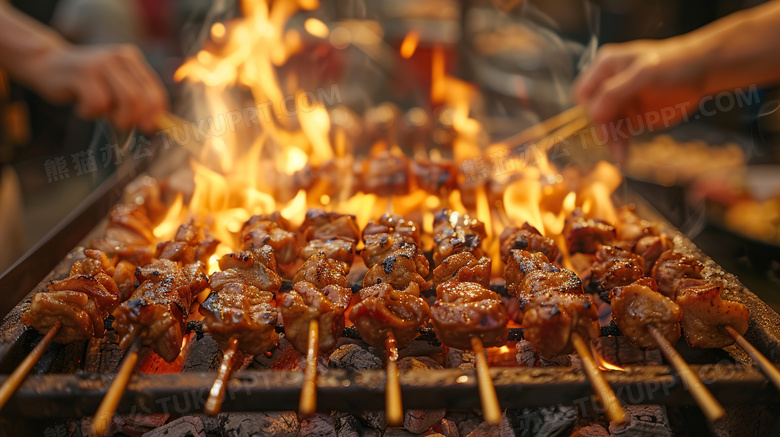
[304,18,329,39]
[170,0,625,283]
[595,353,626,372]
[399,30,420,58]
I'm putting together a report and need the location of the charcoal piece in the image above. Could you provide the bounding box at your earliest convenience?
[221,412,299,437]
[446,348,476,371]
[516,340,572,367]
[299,414,335,437]
[439,418,460,437]
[399,357,447,433]
[506,405,577,437]
[516,340,538,367]
[608,405,670,437]
[569,424,610,437]
[182,334,220,372]
[332,412,380,437]
[444,411,482,437]
[328,343,382,371]
[360,410,386,430]
[142,416,205,437]
[462,411,513,437]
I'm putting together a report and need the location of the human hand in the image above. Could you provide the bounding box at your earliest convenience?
[574,38,706,134]
[26,44,168,134]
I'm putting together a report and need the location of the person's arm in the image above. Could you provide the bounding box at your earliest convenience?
[575,1,780,129]
[0,2,167,133]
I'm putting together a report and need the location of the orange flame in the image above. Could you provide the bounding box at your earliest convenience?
[400,30,420,58]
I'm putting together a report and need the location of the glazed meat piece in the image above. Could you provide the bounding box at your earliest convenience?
[122,175,166,223]
[676,279,749,348]
[432,209,486,266]
[610,278,682,349]
[432,252,491,288]
[635,235,674,271]
[361,233,414,268]
[564,209,616,254]
[358,149,411,196]
[614,207,656,245]
[22,249,119,343]
[300,209,360,242]
[156,223,219,265]
[430,281,508,350]
[89,204,156,265]
[113,260,138,302]
[651,250,704,298]
[293,252,351,290]
[241,214,298,265]
[300,237,356,265]
[200,282,279,355]
[362,244,430,291]
[409,159,456,194]
[589,245,645,301]
[278,281,351,354]
[522,293,600,358]
[209,246,282,294]
[112,259,209,362]
[23,291,103,344]
[499,223,559,263]
[350,283,430,348]
[362,213,421,246]
[504,250,559,297]
[517,270,584,309]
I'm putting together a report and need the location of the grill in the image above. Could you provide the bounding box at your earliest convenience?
[2,2,780,436]
[0,156,779,435]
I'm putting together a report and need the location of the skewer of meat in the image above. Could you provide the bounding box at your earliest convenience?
[350,213,431,425]
[2,182,166,413]
[94,222,218,435]
[198,212,292,414]
[598,249,727,422]
[200,239,282,414]
[428,209,505,424]
[278,209,357,416]
[504,241,625,424]
[650,250,779,392]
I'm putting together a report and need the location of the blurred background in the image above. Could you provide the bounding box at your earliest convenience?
[1,0,779,308]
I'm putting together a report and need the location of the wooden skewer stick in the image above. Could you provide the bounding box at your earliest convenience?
[385,332,403,426]
[92,336,143,437]
[153,112,202,155]
[648,325,725,423]
[501,105,586,149]
[0,322,62,411]
[726,325,780,392]
[205,337,240,415]
[299,319,319,417]
[570,332,627,424]
[470,336,501,425]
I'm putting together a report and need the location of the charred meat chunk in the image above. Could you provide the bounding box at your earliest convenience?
[432,252,491,289]
[610,278,682,349]
[278,281,351,354]
[300,209,360,242]
[431,281,508,350]
[589,245,645,301]
[499,223,559,264]
[362,244,430,291]
[651,250,705,298]
[241,214,298,265]
[200,282,278,355]
[564,209,616,254]
[300,237,356,265]
[350,283,430,349]
[676,279,749,348]
[432,209,486,266]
